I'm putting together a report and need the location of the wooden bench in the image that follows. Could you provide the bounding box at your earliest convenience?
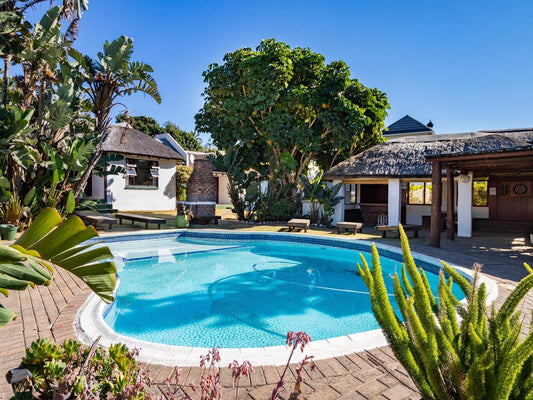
[287,218,310,233]
[336,221,363,235]
[75,212,117,230]
[115,213,166,229]
[377,224,421,238]
[191,215,221,225]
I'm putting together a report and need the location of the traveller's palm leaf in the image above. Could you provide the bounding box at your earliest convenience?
[0,208,116,327]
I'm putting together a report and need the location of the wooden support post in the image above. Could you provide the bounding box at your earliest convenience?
[430,161,442,247]
[446,167,455,241]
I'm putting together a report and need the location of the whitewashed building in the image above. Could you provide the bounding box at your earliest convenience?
[86,123,184,211]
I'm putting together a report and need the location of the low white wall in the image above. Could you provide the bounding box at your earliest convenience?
[106,158,177,211]
[473,207,489,219]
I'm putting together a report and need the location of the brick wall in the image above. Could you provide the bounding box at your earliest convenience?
[186,159,216,216]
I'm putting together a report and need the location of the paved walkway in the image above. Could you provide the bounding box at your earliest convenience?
[1,229,532,399]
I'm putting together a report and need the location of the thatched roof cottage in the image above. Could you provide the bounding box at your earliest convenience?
[324,116,533,246]
[86,123,184,211]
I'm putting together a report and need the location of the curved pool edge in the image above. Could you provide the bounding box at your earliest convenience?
[75,230,499,367]
[75,293,389,366]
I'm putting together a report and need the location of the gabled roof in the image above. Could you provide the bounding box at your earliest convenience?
[385,115,433,136]
[102,123,184,160]
[323,129,533,180]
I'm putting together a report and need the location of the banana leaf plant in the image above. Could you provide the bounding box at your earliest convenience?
[0,207,117,327]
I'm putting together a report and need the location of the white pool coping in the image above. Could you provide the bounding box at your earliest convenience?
[74,231,499,367]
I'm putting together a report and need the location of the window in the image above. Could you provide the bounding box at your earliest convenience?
[473,179,488,206]
[344,184,357,205]
[125,158,159,188]
[408,182,432,205]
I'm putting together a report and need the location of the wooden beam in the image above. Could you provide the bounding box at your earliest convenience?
[446,168,455,241]
[430,161,442,247]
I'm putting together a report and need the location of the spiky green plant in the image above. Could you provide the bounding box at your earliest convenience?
[358,224,533,400]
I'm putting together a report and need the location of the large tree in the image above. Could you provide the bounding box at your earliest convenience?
[195,39,389,192]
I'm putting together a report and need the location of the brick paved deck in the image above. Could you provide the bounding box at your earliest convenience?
[1,229,532,399]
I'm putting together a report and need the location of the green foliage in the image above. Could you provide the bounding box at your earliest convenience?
[195,38,389,208]
[0,207,117,328]
[359,225,533,400]
[116,114,204,151]
[300,172,343,225]
[176,164,193,212]
[210,149,261,221]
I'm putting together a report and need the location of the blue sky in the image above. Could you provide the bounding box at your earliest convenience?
[30,1,533,144]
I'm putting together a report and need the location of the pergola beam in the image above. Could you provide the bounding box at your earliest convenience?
[446,167,455,241]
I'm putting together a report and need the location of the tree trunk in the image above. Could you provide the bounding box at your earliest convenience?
[73,99,112,199]
[2,55,12,105]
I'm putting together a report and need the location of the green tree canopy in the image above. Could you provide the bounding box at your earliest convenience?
[115,113,204,151]
[195,39,390,189]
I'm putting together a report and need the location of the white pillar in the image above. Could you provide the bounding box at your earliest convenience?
[331,180,345,226]
[457,172,473,237]
[388,178,402,226]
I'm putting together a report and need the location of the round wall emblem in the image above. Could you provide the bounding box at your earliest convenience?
[512,183,528,195]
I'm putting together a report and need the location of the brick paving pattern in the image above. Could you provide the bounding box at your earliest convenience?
[1,230,532,399]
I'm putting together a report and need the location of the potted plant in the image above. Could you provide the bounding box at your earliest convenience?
[176,203,192,228]
[0,192,32,240]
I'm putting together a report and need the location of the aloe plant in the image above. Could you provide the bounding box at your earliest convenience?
[0,207,116,327]
[358,224,533,400]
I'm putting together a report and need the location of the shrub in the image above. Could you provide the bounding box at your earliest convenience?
[358,224,533,400]
[269,199,297,222]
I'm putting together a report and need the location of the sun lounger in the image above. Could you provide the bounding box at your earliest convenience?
[377,224,421,238]
[75,212,117,230]
[287,218,310,233]
[336,221,363,235]
[115,213,166,229]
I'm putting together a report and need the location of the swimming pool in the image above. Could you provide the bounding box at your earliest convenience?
[76,230,498,366]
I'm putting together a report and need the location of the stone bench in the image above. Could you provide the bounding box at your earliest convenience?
[336,222,363,235]
[115,213,166,229]
[287,219,310,233]
[377,224,421,238]
[191,215,221,225]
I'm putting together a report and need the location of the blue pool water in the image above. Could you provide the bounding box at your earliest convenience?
[103,234,465,348]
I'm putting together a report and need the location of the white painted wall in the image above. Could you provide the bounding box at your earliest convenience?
[330,180,345,226]
[87,174,105,200]
[457,172,473,237]
[217,174,231,204]
[388,179,402,226]
[472,207,489,219]
[106,158,177,211]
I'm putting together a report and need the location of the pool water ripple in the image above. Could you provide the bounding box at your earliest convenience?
[102,236,464,348]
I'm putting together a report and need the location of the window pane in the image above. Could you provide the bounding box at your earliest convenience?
[344,184,351,205]
[126,159,159,187]
[425,183,432,205]
[408,182,424,205]
[473,180,488,206]
[350,185,356,203]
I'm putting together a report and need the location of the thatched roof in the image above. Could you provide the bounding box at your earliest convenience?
[101,123,184,160]
[323,129,533,180]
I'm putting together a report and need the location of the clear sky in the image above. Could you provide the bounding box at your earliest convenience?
[30,0,533,145]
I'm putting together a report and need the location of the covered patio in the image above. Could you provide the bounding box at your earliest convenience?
[427,141,533,247]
